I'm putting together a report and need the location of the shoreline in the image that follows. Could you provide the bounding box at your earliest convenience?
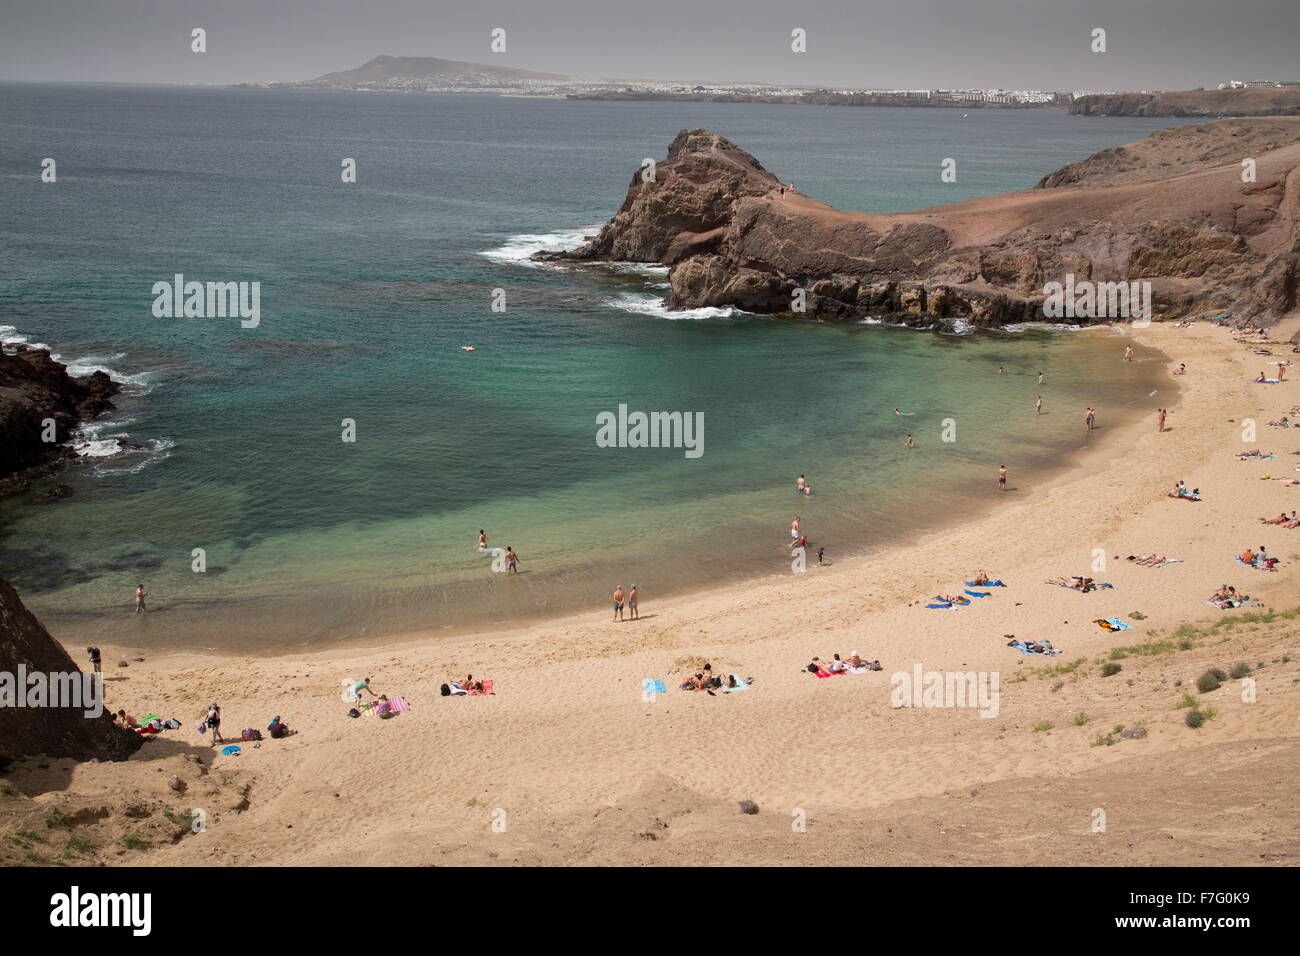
[35,325,1171,657]
[59,321,1227,667]
[10,316,1300,867]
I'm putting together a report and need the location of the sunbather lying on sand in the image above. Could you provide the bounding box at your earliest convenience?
[1266,418,1291,427]
[1047,576,1103,592]
[1238,449,1273,459]
[1260,512,1296,525]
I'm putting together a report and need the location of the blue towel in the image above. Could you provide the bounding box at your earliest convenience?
[964,589,991,598]
[643,679,666,695]
[964,580,1005,587]
[927,602,952,609]
[1104,617,1132,631]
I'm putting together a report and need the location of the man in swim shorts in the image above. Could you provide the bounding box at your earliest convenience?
[505,547,518,573]
[628,585,639,620]
[998,464,1007,491]
[613,585,624,622]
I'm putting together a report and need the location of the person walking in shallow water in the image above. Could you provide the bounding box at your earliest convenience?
[1035,395,1042,416]
[134,584,147,613]
[1158,408,1166,432]
[998,464,1007,491]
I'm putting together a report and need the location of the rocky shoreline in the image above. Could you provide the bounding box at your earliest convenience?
[0,344,121,495]
[542,122,1300,330]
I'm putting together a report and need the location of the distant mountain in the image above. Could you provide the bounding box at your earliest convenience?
[309,55,576,86]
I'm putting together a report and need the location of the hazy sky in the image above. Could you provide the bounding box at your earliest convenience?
[1,0,1296,90]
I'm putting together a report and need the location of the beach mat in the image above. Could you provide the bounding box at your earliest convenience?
[1094,618,1132,631]
[721,674,749,693]
[964,580,1004,587]
[643,678,666,695]
[964,589,991,598]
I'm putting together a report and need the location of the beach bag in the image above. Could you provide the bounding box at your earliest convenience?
[241,728,262,742]
[347,708,360,719]
[198,722,206,734]
[440,683,451,697]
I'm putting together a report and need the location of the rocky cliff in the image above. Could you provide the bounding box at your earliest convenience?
[546,122,1300,328]
[0,344,119,489]
[0,577,142,768]
[1070,88,1300,118]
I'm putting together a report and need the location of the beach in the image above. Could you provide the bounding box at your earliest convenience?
[5,317,1298,866]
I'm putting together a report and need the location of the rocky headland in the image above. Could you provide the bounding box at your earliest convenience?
[543,120,1300,330]
[1070,87,1300,118]
[0,345,120,492]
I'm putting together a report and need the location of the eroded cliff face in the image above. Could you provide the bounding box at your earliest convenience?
[0,344,120,487]
[0,577,142,768]
[547,123,1300,329]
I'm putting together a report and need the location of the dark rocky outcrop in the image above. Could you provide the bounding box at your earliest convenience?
[543,123,1300,328]
[0,344,119,487]
[0,577,142,768]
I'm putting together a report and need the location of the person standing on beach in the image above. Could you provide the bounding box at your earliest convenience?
[505,547,518,573]
[791,516,800,540]
[134,584,147,614]
[628,585,639,620]
[1035,395,1042,416]
[1158,408,1166,432]
[1085,407,1096,432]
[612,585,625,622]
[998,465,1007,491]
[86,647,101,675]
[1124,345,1134,362]
[1038,371,1044,384]
[203,702,222,745]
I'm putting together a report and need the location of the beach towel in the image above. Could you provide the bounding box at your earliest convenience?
[926,602,953,609]
[360,696,411,717]
[140,713,161,724]
[1205,598,1254,609]
[964,589,992,598]
[1256,379,1281,384]
[1008,641,1061,657]
[220,745,241,756]
[721,674,749,693]
[812,667,842,678]
[643,679,666,696]
[469,680,494,696]
[964,580,1005,587]
[1094,617,1132,632]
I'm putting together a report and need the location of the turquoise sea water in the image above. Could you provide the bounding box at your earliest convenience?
[0,86,1185,649]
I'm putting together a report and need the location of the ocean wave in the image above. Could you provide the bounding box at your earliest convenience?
[479,224,605,267]
[0,324,50,351]
[604,292,751,320]
[70,421,174,475]
[2,327,159,392]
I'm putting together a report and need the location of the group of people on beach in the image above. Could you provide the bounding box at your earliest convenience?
[476,530,518,573]
[612,584,639,621]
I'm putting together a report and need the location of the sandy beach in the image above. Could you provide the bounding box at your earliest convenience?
[4,317,1298,867]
